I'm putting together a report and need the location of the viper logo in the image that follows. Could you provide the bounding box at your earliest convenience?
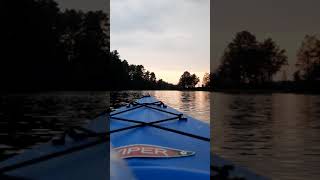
[114,144,195,159]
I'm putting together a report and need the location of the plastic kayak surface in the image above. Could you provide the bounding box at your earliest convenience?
[110,96,210,180]
[0,95,210,180]
[0,113,109,179]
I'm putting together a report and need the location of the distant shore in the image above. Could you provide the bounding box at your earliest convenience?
[2,86,320,94]
[212,88,320,95]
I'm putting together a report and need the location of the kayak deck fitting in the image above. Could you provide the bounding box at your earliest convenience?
[110,95,210,180]
[0,95,210,180]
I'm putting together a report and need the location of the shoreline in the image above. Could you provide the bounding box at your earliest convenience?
[2,88,320,95]
[212,88,320,94]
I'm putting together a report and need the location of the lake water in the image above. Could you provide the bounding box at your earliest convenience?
[0,91,209,160]
[213,92,320,180]
[111,91,210,122]
[1,91,320,180]
[0,92,109,160]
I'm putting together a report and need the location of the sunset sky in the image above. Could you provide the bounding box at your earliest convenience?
[55,0,320,82]
[111,0,210,84]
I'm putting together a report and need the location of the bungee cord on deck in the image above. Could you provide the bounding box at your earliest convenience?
[0,95,210,174]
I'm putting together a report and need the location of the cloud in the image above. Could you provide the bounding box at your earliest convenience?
[111,0,210,83]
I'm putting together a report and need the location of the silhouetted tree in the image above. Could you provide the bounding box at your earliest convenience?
[215,31,287,86]
[178,71,200,89]
[150,72,156,83]
[202,72,214,89]
[202,73,210,87]
[156,79,176,89]
[1,0,111,90]
[0,0,177,91]
[108,50,175,90]
[1,0,62,89]
[260,38,288,82]
[295,35,320,81]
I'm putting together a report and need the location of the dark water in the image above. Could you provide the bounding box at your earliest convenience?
[0,91,210,161]
[212,92,320,180]
[2,91,318,179]
[0,92,109,160]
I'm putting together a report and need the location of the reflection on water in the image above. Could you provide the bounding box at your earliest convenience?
[0,91,209,161]
[111,91,210,122]
[212,92,320,180]
[147,91,210,122]
[0,92,109,160]
[3,91,319,179]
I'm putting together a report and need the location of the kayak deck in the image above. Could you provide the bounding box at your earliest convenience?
[110,96,210,180]
[0,115,109,179]
[0,95,210,180]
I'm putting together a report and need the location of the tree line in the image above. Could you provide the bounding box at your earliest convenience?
[109,50,177,90]
[109,50,203,90]
[1,0,204,91]
[202,31,320,92]
[4,0,320,92]
[1,0,111,90]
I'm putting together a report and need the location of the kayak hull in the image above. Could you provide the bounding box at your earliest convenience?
[0,115,109,179]
[110,96,210,180]
[0,96,210,180]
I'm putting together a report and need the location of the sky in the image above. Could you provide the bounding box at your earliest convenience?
[111,0,210,84]
[211,0,320,80]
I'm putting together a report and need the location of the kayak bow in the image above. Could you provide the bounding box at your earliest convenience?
[0,95,210,180]
[110,95,210,180]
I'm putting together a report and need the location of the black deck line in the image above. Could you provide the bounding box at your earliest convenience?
[109,124,145,134]
[110,116,180,125]
[109,100,209,142]
[109,105,143,116]
[110,115,210,142]
[110,100,180,118]
[0,138,106,174]
[132,101,162,106]
[0,97,209,174]
[148,124,210,142]
[135,103,182,117]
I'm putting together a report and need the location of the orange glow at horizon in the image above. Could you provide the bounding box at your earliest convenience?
[155,70,209,86]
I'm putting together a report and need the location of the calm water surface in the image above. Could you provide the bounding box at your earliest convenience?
[111,91,210,122]
[2,91,318,180]
[0,91,209,160]
[213,92,320,180]
[0,92,109,160]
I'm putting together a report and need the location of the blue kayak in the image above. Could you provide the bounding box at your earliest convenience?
[0,109,109,179]
[110,95,210,180]
[0,95,209,180]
